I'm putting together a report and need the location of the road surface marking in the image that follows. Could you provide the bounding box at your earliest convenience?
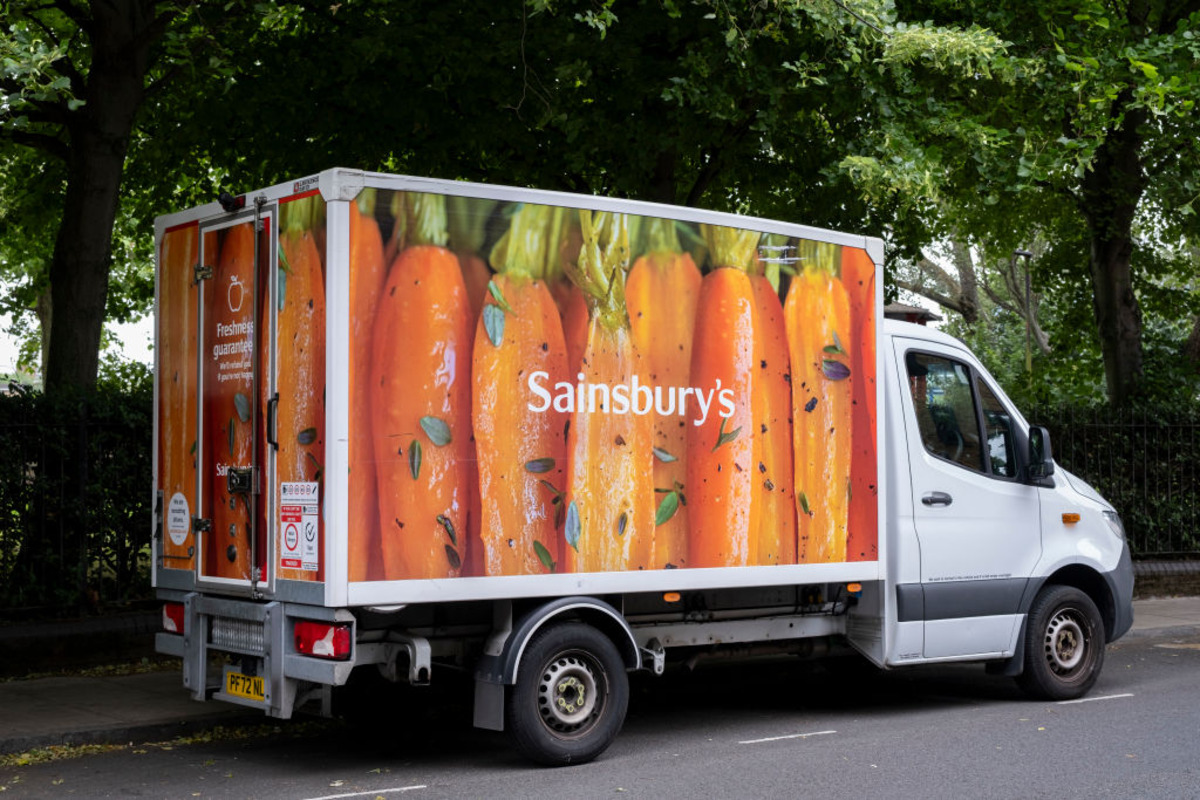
[740,730,837,744]
[304,786,426,800]
[1056,693,1135,705]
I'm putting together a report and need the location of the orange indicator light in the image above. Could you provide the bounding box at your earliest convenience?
[1062,513,1081,525]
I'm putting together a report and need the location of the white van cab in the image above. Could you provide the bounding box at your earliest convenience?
[882,319,1133,698]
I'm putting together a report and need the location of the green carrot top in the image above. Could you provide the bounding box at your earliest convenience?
[355,187,377,219]
[798,239,839,277]
[405,192,449,248]
[641,216,682,257]
[701,223,760,273]
[566,210,631,331]
[281,195,323,235]
[447,195,498,256]
[489,204,567,281]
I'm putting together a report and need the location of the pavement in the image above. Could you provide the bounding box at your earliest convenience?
[1,596,1199,757]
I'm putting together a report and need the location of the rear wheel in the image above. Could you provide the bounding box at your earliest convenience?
[506,621,629,766]
[1016,585,1105,701]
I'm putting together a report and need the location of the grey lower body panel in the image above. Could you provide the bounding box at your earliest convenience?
[1104,544,1135,641]
[896,577,1029,622]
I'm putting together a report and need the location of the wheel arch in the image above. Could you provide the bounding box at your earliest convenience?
[1033,565,1118,642]
[990,563,1117,678]
[489,596,642,687]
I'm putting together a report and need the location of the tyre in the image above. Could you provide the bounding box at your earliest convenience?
[1016,585,1105,701]
[506,621,629,766]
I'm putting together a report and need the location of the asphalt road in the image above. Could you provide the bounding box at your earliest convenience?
[4,628,1198,799]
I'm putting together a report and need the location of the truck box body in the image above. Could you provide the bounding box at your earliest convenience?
[153,169,1132,764]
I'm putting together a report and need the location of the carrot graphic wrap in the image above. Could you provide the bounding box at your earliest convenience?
[348,190,386,581]
[750,269,797,565]
[159,224,199,566]
[687,225,796,567]
[371,193,473,579]
[473,204,569,575]
[563,211,655,573]
[276,196,327,580]
[785,241,852,562]
[841,246,878,561]
[207,222,256,580]
[626,218,701,569]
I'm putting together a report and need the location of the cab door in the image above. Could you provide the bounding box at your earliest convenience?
[895,337,1041,659]
[195,207,276,593]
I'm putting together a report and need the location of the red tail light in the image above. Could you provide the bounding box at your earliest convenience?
[163,602,185,633]
[294,620,351,660]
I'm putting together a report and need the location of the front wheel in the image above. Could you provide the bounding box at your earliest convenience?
[1016,585,1105,701]
[506,621,629,766]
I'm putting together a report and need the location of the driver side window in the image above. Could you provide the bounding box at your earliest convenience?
[905,351,985,473]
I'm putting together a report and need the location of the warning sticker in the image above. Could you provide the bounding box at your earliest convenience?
[167,492,190,546]
[280,482,319,571]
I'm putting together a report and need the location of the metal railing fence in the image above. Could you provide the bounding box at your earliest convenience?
[1030,405,1200,559]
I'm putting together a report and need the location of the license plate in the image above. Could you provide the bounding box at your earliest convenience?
[225,669,266,702]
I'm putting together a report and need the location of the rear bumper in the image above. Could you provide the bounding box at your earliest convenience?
[154,592,360,718]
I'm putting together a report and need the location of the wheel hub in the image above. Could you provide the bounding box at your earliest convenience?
[538,654,600,734]
[1044,609,1086,673]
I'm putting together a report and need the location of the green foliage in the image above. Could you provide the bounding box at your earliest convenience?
[0,378,153,613]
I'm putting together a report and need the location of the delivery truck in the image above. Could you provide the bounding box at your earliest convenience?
[153,168,1134,765]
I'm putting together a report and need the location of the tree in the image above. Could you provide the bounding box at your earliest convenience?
[895,238,1054,355]
[844,0,1200,406]
[149,0,894,226]
[0,1,246,393]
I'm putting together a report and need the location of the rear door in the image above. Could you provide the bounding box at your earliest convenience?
[894,337,1041,659]
[195,206,277,593]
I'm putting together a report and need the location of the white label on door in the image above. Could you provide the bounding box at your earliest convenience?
[167,492,190,546]
[280,482,319,571]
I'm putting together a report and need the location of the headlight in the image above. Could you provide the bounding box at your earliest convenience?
[1102,510,1125,542]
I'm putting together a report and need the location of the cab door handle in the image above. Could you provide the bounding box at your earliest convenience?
[921,491,953,507]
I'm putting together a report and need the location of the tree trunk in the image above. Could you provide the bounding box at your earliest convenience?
[29,1,160,612]
[1079,98,1146,408]
[43,1,157,395]
[949,240,978,325]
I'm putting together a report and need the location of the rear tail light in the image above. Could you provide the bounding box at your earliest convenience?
[163,602,185,633]
[294,620,352,660]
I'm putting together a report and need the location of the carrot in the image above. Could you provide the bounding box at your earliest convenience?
[348,190,386,582]
[561,284,589,376]
[447,195,498,576]
[562,211,655,573]
[371,192,473,579]
[158,224,199,565]
[276,196,327,580]
[841,246,878,561]
[750,270,797,565]
[626,218,701,569]
[686,266,756,568]
[473,204,569,575]
[207,222,256,580]
[785,241,853,563]
[687,225,796,567]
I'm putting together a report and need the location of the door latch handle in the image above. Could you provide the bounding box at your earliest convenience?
[921,491,953,507]
[266,393,279,450]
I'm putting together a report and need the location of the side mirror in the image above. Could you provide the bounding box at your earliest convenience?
[1027,425,1055,481]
